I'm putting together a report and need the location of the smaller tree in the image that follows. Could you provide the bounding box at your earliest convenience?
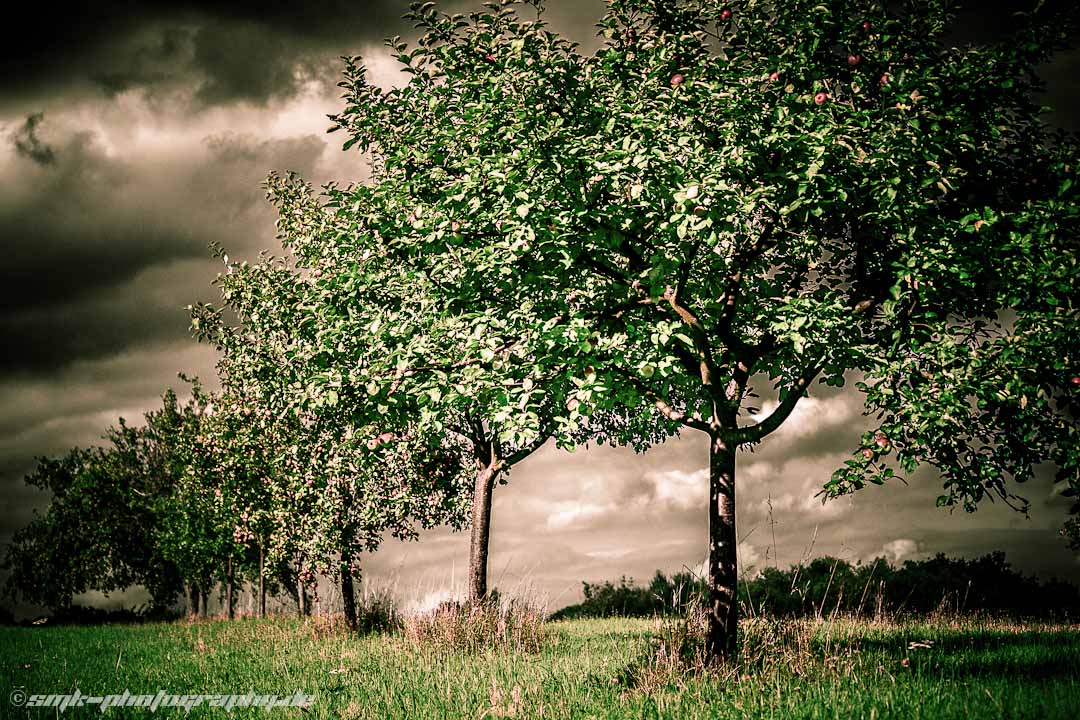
[192,243,472,628]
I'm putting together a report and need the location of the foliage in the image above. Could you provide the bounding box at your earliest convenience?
[552,554,1080,621]
[191,239,474,594]
[0,396,196,610]
[323,0,1080,659]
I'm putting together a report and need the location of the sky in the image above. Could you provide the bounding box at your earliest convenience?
[2,0,1079,615]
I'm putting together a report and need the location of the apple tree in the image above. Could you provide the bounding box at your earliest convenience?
[192,243,473,627]
[328,0,1080,662]
[257,171,625,605]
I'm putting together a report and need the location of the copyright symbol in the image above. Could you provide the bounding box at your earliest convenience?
[10,688,27,706]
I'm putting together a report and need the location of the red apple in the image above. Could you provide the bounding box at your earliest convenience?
[720,8,732,21]
[670,73,685,87]
[879,73,889,86]
[862,448,875,459]
[875,433,889,448]
[814,92,828,105]
[451,220,460,232]
[847,54,861,66]
[862,20,872,32]
[485,54,496,63]
[1071,376,1080,386]
[769,70,780,81]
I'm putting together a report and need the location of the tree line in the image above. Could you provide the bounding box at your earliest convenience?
[6,0,1080,664]
[552,552,1080,621]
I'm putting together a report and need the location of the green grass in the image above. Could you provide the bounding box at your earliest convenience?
[2,615,1078,718]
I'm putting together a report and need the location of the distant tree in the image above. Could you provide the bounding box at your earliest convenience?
[1,396,196,612]
[327,0,1080,663]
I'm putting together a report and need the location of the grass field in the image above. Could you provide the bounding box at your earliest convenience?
[2,615,1078,719]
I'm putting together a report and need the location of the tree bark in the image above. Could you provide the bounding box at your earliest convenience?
[226,557,235,620]
[258,544,266,619]
[198,586,208,618]
[340,554,358,630]
[467,464,499,604]
[297,578,307,617]
[706,434,739,664]
[186,584,198,619]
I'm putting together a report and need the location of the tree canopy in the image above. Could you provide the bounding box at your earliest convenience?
[317,0,1080,661]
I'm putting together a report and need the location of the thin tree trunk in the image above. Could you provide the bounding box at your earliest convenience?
[186,584,198,619]
[258,544,266,619]
[298,578,307,617]
[226,557,235,620]
[467,464,499,604]
[340,552,357,630]
[198,586,208,618]
[706,434,739,664]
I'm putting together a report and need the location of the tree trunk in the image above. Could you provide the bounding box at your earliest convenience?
[297,578,307,617]
[706,434,739,664]
[186,584,198,619]
[198,586,208,618]
[340,555,358,630]
[226,557,235,620]
[258,544,266,619]
[467,464,499,604]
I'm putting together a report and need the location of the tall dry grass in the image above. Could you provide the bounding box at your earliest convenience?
[403,598,547,654]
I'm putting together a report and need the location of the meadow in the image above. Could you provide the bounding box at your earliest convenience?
[2,613,1078,719]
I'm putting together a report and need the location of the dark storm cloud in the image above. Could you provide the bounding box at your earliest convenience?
[0,119,328,375]
[11,113,55,165]
[0,1,420,109]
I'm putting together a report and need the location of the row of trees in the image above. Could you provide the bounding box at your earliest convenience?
[5,0,1080,664]
[2,377,470,627]
[193,0,1080,664]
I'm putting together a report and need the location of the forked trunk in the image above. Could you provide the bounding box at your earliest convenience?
[707,434,738,664]
[467,464,498,604]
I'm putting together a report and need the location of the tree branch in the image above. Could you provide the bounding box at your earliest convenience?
[733,362,821,445]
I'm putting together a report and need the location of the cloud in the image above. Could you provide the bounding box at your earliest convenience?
[882,538,920,563]
[10,113,54,165]
[0,116,328,375]
[0,0,424,110]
